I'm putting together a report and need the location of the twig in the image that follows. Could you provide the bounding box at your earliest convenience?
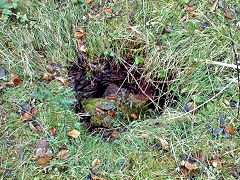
[195,59,238,69]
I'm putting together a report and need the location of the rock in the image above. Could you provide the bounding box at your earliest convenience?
[96,100,117,110]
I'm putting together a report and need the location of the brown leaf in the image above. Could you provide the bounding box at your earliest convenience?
[46,65,55,72]
[185,161,198,170]
[130,113,138,120]
[57,149,70,160]
[21,112,33,121]
[180,166,190,175]
[30,107,37,116]
[35,149,53,165]
[108,109,116,117]
[56,76,67,85]
[184,4,196,12]
[110,131,119,138]
[29,120,42,132]
[104,7,113,14]
[159,137,169,150]
[37,156,51,164]
[74,32,85,39]
[194,151,206,162]
[224,12,233,19]
[92,158,101,168]
[10,74,21,86]
[37,140,49,149]
[211,0,219,12]
[120,105,125,110]
[224,124,234,135]
[210,155,222,168]
[85,0,93,3]
[67,129,80,138]
[49,127,56,136]
[42,73,53,81]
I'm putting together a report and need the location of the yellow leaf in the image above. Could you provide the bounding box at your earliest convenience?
[67,129,80,138]
[92,158,101,167]
[57,149,70,160]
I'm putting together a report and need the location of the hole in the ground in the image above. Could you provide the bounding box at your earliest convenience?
[68,49,176,137]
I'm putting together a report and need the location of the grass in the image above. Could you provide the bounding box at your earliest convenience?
[1,0,240,179]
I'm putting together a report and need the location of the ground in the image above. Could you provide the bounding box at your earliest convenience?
[0,0,240,179]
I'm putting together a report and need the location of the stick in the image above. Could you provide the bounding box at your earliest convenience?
[195,59,238,69]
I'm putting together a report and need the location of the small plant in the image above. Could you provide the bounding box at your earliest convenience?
[0,0,27,22]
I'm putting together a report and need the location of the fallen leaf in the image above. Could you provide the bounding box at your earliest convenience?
[230,99,237,108]
[229,168,240,178]
[0,67,6,79]
[29,120,42,132]
[74,31,85,39]
[212,128,224,136]
[49,127,56,136]
[67,129,80,138]
[21,112,33,121]
[185,161,198,170]
[42,73,53,81]
[10,74,21,86]
[36,154,51,164]
[159,137,169,150]
[35,149,53,164]
[37,140,49,149]
[120,105,125,110]
[46,65,55,72]
[210,155,222,168]
[56,76,67,85]
[57,149,70,160]
[35,140,52,164]
[108,109,116,117]
[110,131,119,138]
[20,103,31,113]
[184,4,196,12]
[130,113,138,120]
[200,22,208,31]
[211,0,218,12]
[85,0,93,3]
[224,12,233,19]
[105,7,113,14]
[189,11,195,19]
[184,101,197,114]
[180,166,190,175]
[224,124,234,135]
[30,107,37,116]
[194,151,206,162]
[92,158,101,168]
